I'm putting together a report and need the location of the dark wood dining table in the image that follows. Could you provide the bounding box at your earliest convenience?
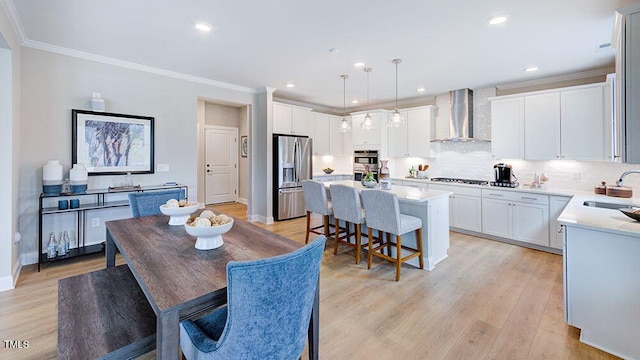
[105,214,319,360]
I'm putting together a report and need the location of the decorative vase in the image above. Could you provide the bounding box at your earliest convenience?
[379,160,389,179]
[69,164,88,193]
[43,160,63,195]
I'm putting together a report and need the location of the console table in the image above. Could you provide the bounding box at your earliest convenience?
[38,184,188,271]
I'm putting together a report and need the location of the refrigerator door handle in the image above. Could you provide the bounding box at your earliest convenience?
[294,139,300,183]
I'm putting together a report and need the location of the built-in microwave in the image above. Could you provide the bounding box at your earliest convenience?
[353,150,379,164]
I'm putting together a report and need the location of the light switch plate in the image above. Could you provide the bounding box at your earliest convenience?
[157,164,170,172]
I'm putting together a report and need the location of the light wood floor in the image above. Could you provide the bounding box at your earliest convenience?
[0,203,618,359]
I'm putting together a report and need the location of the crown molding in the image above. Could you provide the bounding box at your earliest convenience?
[0,0,26,44]
[22,39,259,94]
[274,94,436,115]
[496,67,614,90]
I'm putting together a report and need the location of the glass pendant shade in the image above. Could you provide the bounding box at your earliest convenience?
[388,109,405,127]
[339,117,351,132]
[361,112,376,130]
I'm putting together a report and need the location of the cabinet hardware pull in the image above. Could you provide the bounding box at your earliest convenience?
[489,193,504,196]
[521,197,537,201]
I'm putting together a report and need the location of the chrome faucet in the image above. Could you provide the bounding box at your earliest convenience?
[616,170,640,186]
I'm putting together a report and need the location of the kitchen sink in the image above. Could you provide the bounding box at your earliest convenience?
[582,200,637,210]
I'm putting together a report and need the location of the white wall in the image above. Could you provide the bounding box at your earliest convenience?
[19,47,257,263]
[0,4,22,292]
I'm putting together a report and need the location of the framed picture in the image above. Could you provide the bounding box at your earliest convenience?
[241,136,248,157]
[72,109,154,175]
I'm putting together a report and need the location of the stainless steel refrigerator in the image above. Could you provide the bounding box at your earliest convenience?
[273,134,312,221]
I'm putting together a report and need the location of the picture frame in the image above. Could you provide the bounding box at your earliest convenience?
[241,136,248,157]
[72,109,155,175]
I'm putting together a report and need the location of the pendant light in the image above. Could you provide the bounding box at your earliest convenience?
[339,75,351,132]
[361,67,376,130]
[388,58,405,127]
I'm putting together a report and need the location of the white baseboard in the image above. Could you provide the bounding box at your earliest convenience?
[21,251,38,266]
[247,214,274,224]
[237,197,248,205]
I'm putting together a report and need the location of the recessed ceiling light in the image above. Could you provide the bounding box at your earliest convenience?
[286,83,295,88]
[352,100,359,104]
[488,15,508,25]
[417,87,426,93]
[525,66,539,72]
[195,23,212,32]
[353,62,365,68]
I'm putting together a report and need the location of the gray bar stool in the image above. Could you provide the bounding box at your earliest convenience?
[302,180,335,244]
[361,189,424,281]
[329,184,371,264]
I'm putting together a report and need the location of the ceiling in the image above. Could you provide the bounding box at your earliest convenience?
[7,0,638,111]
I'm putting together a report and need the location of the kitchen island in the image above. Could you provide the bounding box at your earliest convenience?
[558,194,640,360]
[324,180,452,270]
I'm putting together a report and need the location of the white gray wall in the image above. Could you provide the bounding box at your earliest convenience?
[0,4,22,291]
[19,47,258,264]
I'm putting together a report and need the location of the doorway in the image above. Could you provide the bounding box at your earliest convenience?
[204,126,238,204]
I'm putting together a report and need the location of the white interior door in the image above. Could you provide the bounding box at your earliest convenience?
[205,126,238,204]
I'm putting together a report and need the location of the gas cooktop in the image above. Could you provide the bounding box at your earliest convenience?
[430,177,489,186]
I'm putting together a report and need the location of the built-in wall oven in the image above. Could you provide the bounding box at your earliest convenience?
[353,150,379,181]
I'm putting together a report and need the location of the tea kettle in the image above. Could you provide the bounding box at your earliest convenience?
[494,163,515,183]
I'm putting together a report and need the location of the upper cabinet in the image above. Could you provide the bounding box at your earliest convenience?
[272,102,312,136]
[388,106,436,158]
[490,97,524,159]
[490,82,611,161]
[350,110,389,155]
[311,113,349,156]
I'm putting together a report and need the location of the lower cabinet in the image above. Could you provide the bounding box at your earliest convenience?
[481,189,549,247]
[429,183,482,232]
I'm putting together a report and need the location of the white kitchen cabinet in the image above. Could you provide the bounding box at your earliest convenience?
[491,97,524,159]
[272,102,312,136]
[524,93,561,160]
[429,183,482,233]
[388,106,435,158]
[328,115,346,156]
[491,83,609,161]
[350,110,388,153]
[312,113,330,155]
[564,225,640,359]
[481,189,549,246]
[313,175,335,182]
[560,86,605,160]
[549,195,571,249]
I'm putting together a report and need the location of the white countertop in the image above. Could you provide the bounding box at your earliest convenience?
[325,180,452,203]
[558,193,640,237]
[392,176,640,237]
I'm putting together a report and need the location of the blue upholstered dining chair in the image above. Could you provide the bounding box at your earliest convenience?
[361,189,424,281]
[179,236,327,360]
[127,189,185,218]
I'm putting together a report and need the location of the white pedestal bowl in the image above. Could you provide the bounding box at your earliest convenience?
[159,203,199,225]
[184,219,234,250]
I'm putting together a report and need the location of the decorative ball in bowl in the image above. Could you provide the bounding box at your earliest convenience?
[159,199,199,225]
[184,211,234,250]
[322,168,334,174]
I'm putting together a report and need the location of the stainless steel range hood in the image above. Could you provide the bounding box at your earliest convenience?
[431,88,490,142]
